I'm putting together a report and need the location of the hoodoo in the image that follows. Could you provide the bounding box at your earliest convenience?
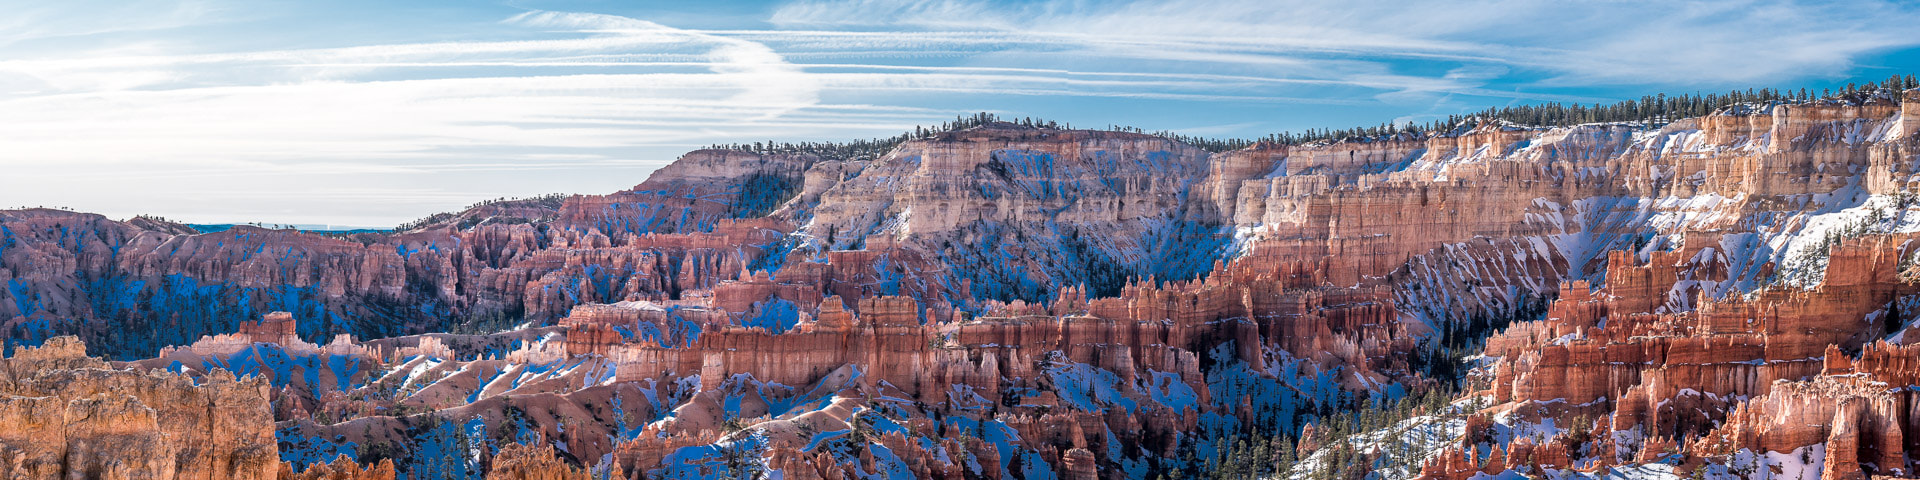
[7,78,1920,479]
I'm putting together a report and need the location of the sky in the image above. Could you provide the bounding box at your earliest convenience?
[4,0,1920,228]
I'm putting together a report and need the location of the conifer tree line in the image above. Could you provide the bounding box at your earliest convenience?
[710,74,1919,157]
[394,193,570,232]
[709,112,1021,160]
[1441,73,1919,132]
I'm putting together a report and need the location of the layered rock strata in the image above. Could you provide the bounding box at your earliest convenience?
[5,90,1920,479]
[0,336,277,479]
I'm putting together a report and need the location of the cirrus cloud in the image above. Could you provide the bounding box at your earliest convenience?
[2,0,1917,226]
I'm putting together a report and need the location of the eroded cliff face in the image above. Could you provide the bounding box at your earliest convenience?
[0,336,277,479]
[0,213,419,359]
[1422,231,1920,477]
[197,257,1409,478]
[777,126,1231,304]
[557,149,821,236]
[1407,91,1920,479]
[6,90,1920,479]
[1689,342,1920,480]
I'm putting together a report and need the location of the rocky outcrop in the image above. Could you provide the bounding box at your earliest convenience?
[9,89,1920,478]
[1466,230,1920,477]
[1689,342,1920,479]
[243,233,1415,479]
[280,455,397,480]
[484,444,593,480]
[557,150,819,236]
[0,336,277,479]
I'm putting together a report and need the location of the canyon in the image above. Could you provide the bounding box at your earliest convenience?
[0,88,1917,479]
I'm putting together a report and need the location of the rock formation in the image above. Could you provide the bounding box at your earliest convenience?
[0,336,277,479]
[279,455,397,480]
[3,87,1920,478]
[484,444,593,480]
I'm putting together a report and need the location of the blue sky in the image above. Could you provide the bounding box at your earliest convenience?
[5,0,1920,227]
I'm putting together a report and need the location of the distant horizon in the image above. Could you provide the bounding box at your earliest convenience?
[7,0,1920,226]
[8,79,1920,229]
[184,222,392,232]
[0,206,399,230]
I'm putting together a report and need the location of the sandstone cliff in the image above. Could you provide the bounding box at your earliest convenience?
[6,88,1920,479]
[0,336,277,479]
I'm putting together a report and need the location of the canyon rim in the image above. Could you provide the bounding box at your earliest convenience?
[8,2,1920,479]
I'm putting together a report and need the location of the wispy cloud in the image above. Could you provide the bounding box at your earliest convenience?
[2,0,1916,226]
[0,0,219,48]
[0,8,907,225]
[765,0,1920,85]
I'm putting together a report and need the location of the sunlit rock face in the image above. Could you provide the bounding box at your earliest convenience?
[278,455,397,480]
[4,90,1920,478]
[1689,342,1920,480]
[0,336,277,480]
[556,149,823,236]
[780,125,1231,303]
[1417,92,1920,480]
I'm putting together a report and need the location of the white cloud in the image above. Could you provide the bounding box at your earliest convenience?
[0,0,219,48]
[0,9,895,226]
[765,0,1920,85]
[4,0,1917,226]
